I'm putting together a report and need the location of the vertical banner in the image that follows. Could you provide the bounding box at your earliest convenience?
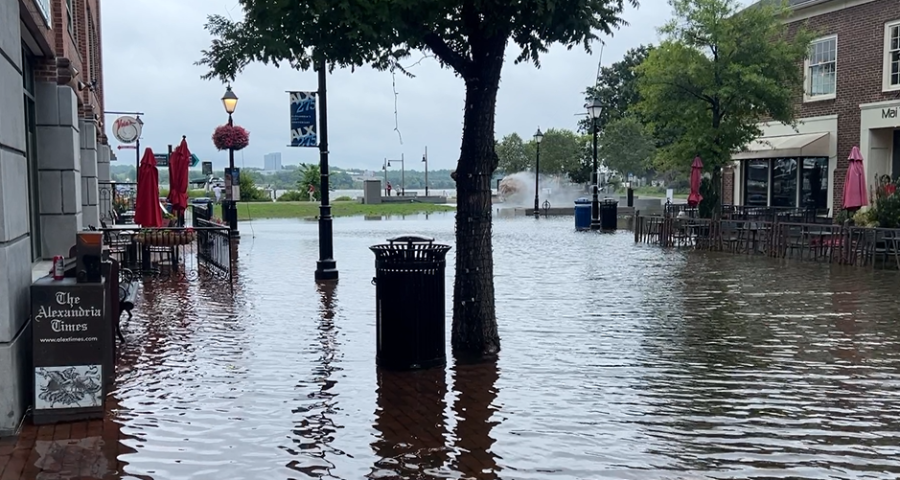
[289,91,318,147]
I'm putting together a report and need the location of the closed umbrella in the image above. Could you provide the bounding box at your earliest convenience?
[134,148,163,227]
[842,146,868,211]
[687,156,704,207]
[168,136,190,216]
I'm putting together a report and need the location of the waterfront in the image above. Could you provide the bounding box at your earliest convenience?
[6,214,900,479]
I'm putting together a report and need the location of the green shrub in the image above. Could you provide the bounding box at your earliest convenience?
[277,190,306,202]
[334,195,353,201]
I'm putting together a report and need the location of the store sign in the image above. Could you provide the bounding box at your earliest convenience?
[882,107,899,119]
[34,0,51,25]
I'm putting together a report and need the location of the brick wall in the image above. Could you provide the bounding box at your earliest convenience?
[786,0,900,214]
[722,165,735,205]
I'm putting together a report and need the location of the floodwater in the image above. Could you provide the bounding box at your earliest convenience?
[112,214,900,479]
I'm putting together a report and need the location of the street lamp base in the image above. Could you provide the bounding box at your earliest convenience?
[315,259,339,282]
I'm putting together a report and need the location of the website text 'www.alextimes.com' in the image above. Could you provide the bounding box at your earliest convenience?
[39,336,99,343]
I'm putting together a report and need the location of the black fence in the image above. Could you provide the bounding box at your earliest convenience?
[99,225,233,283]
[662,202,831,224]
[635,216,900,269]
[99,181,137,224]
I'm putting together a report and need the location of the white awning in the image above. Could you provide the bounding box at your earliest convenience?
[733,132,829,160]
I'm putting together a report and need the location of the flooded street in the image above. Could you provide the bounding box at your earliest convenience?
[113,214,900,479]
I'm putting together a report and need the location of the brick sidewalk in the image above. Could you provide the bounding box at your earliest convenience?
[0,412,144,480]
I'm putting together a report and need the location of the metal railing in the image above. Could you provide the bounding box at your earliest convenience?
[99,181,137,223]
[99,225,233,283]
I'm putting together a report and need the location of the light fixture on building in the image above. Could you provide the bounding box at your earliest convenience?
[77,80,86,91]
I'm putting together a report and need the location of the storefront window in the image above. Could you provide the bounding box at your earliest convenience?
[801,157,829,210]
[744,160,769,206]
[771,158,797,207]
[741,157,829,210]
[23,47,42,261]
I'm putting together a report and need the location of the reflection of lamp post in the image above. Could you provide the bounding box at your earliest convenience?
[387,155,405,196]
[422,147,429,197]
[221,86,239,233]
[585,97,603,229]
[533,128,543,218]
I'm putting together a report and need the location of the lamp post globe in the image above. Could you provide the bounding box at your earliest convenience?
[533,128,544,218]
[585,97,603,229]
[222,86,238,118]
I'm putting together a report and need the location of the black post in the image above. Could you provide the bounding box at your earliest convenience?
[315,57,338,282]
[627,186,634,207]
[423,147,429,197]
[590,121,600,229]
[135,138,140,184]
[533,143,541,218]
[225,113,238,234]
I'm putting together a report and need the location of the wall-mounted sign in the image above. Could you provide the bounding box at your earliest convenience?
[112,116,142,144]
[882,107,899,119]
[34,0,51,26]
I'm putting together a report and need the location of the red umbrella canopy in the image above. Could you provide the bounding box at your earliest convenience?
[134,148,163,227]
[168,137,190,212]
[687,156,704,207]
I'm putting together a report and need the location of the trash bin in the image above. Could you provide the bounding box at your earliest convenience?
[600,198,618,230]
[370,235,452,370]
[574,198,591,231]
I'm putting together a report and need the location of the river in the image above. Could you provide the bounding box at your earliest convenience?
[113,213,900,479]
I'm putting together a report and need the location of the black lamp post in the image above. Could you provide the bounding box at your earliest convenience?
[585,97,603,229]
[422,147,429,197]
[533,128,543,217]
[387,155,405,196]
[314,57,338,282]
[221,86,239,233]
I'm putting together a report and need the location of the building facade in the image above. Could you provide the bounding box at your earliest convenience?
[729,0,900,215]
[263,152,282,172]
[0,0,111,435]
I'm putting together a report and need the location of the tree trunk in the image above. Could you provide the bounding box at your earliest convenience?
[452,55,504,359]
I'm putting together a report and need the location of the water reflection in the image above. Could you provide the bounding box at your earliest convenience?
[286,282,345,477]
[450,360,501,480]
[369,368,449,479]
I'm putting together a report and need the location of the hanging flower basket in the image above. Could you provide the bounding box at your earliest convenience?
[212,125,250,151]
[135,229,196,246]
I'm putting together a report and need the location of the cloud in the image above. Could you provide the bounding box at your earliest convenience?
[101,0,672,171]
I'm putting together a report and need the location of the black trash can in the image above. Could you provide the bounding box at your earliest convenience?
[370,235,452,370]
[600,198,618,230]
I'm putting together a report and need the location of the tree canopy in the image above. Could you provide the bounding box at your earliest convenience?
[635,0,813,175]
[580,44,653,134]
[496,133,531,174]
[598,115,655,177]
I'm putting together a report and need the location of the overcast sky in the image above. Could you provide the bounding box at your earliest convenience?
[101,0,673,171]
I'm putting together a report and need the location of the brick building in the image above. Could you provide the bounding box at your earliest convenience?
[727,0,900,215]
[1,0,112,434]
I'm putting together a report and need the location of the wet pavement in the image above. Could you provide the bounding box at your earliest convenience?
[4,213,900,479]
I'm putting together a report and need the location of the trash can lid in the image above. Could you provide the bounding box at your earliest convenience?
[574,198,591,204]
[387,234,434,244]
[602,198,619,204]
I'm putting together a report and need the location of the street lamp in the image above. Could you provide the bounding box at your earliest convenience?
[387,154,405,196]
[585,97,603,229]
[422,147,429,197]
[533,128,543,218]
[221,85,239,233]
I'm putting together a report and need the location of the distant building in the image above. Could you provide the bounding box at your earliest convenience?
[264,152,282,172]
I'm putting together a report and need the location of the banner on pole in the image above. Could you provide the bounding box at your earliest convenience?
[289,91,317,147]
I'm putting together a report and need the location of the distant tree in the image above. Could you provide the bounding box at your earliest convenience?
[197,0,635,356]
[636,0,813,213]
[496,133,530,174]
[239,174,270,202]
[598,116,655,178]
[580,45,654,134]
[297,163,333,195]
[524,128,584,177]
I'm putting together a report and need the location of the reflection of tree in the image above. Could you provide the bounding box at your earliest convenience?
[368,367,449,479]
[449,359,501,479]
[286,282,343,478]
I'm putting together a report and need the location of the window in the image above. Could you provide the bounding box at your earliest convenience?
[744,160,769,206]
[885,21,900,91]
[805,36,837,101]
[66,0,74,36]
[741,157,830,211]
[22,47,42,261]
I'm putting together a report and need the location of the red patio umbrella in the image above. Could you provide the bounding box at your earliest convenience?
[167,136,190,214]
[687,156,704,207]
[842,146,868,211]
[134,148,163,227]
